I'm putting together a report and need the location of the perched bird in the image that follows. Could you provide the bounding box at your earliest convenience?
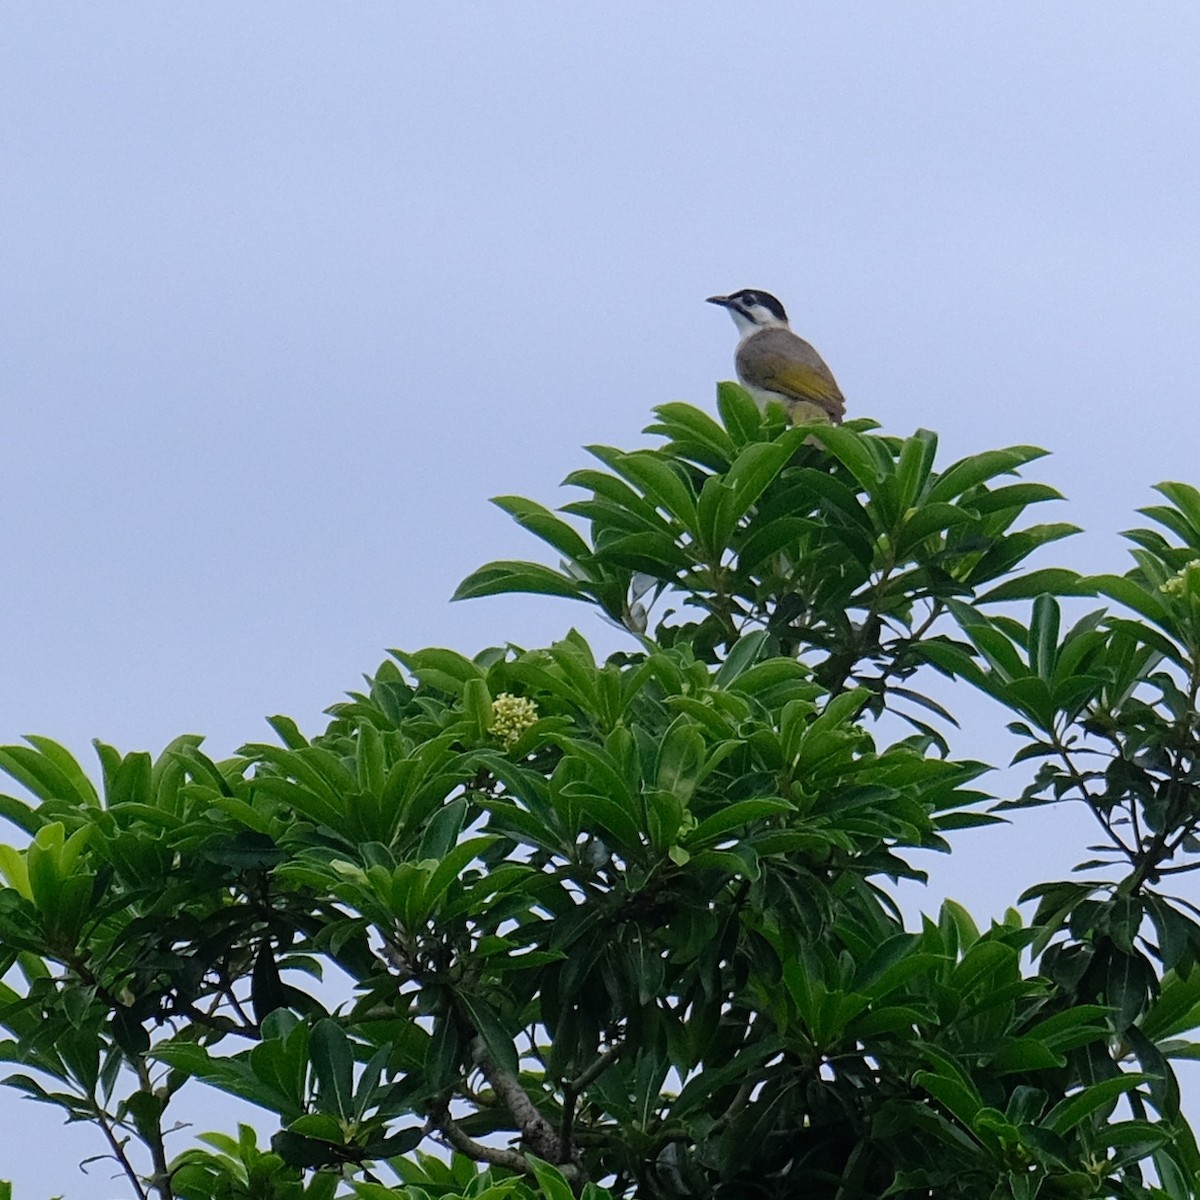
[707,289,845,424]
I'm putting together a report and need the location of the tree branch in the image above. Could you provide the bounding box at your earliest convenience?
[433,1107,531,1173]
[569,1041,626,1094]
[134,1062,174,1200]
[1048,730,1135,861]
[471,1036,566,1164]
[432,1101,582,1185]
[714,1082,753,1130]
[91,1102,148,1200]
[561,1041,626,1155]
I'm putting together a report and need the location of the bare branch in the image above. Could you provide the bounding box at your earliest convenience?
[433,1108,530,1173]
[133,1063,174,1200]
[91,1104,148,1200]
[561,1041,626,1155]
[432,1105,582,1186]
[471,1036,564,1163]
[568,1041,626,1094]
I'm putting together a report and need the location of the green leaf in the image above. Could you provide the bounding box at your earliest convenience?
[155,1039,305,1121]
[458,993,519,1076]
[272,1128,344,1170]
[1028,593,1061,680]
[894,428,938,510]
[913,1069,982,1127]
[266,714,310,749]
[1107,950,1152,1031]
[893,501,976,550]
[696,475,736,560]
[423,835,496,915]
[564,463,672,531]
[654,720,706,802]
[991,1038,1065,1073]
[1142,968,1200,1042]
[20,738,99,806]
[419,795,468,860]
[687,798,793,847]
[609,450,698,529]
[1043,1074,1154,1135]
[926,446,1048,504]
[969,481,1065,514]
[0,744,96,807]
[646,401,737,466]
[1018,1005,1111,1052]
[815,425,888,495]
[964,522,1079,585]
[524,1155,576,1200]
[309,1020,355,1121]
[1088,573,1170,628]
[492,495,593,561]
[725,657,814,698]
[978,568,1090,604]
[715,630,769,686]
[716,382,763,444]
[1154,481,1200,545]
[856,940,946,1002]
[0,793,43,837]
[452,560,584,603]
[724,435,806,520]
[462,677,493,740]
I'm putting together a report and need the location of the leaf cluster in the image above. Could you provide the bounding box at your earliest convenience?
[0,397,1199,1199]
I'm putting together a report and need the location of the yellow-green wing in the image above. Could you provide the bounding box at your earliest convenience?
[736,328,846,424]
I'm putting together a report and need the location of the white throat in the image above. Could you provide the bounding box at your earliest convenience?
[728,308,789,337]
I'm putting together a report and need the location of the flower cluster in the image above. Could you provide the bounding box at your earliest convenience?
[1160,560,1200,597]
[488,692,539,748]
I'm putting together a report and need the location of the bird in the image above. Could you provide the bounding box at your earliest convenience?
[706,289,845,424]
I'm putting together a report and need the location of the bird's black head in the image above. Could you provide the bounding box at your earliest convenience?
[706,289,789,330]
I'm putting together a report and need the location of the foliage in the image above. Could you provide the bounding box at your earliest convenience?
[2,387,1200,1198]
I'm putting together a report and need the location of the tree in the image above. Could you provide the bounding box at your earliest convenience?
[2,386,1200,1199]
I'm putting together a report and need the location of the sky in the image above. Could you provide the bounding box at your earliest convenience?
[3,4,1200,1195]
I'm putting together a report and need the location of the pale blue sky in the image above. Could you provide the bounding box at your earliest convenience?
[3,5,1200,1195]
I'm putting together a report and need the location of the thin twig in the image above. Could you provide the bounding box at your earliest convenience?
[569,1042,626,1094]
[134,1063,174,1200]
[1049,730,1135,860]
[1150,860,1200,877]
[560,1042,626,1154]
[92,1103,148,1200]
[714,1082,753,1129]
[1127,656,1200,892]
[172,1002,258,1040]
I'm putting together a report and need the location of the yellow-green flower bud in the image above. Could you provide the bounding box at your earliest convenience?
[1161,560,1200,596]
[489,693,539,748]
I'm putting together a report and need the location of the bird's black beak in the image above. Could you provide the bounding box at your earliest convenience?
[706,294,733,308]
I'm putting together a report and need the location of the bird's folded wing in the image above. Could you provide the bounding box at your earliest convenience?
[737,328,846,423]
